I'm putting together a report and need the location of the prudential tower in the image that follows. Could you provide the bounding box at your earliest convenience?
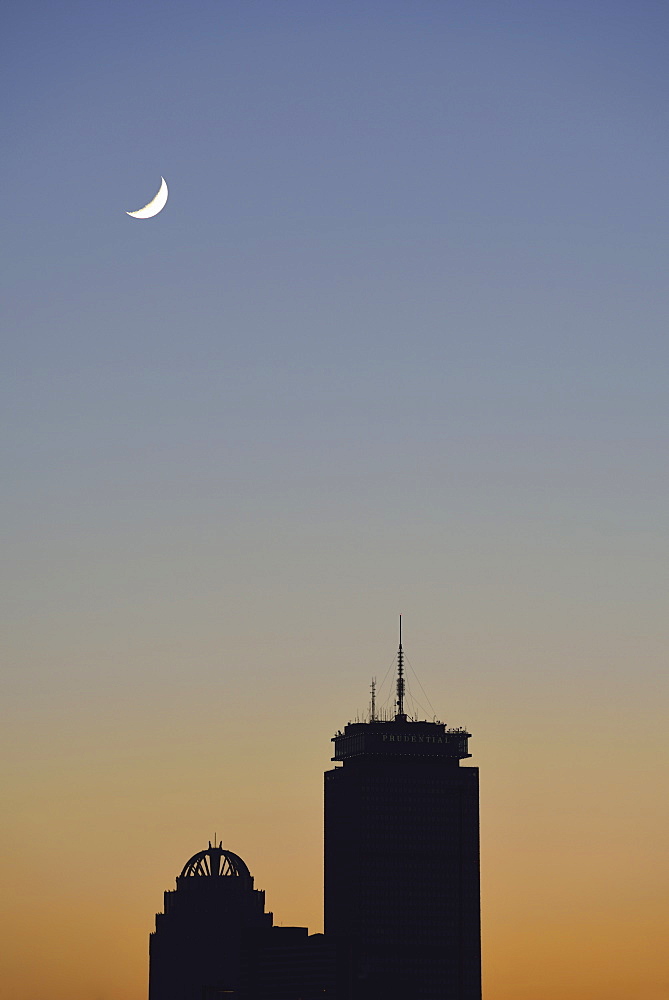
[324,619,482,1000]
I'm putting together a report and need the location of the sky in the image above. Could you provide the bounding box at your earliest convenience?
[2,1,669,998]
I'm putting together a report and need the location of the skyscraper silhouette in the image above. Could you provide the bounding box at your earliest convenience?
[324,620,481,1000]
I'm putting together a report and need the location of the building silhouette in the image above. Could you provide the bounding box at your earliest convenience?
[149,842,346,999]
[148,621,481,999]
[149,843,272,999]
[324,619,482,999]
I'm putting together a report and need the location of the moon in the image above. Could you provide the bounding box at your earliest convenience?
[126,177,168,219]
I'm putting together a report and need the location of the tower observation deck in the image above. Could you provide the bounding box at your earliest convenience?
[332,718,471,762]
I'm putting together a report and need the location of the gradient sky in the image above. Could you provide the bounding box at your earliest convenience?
[2,2,669,998]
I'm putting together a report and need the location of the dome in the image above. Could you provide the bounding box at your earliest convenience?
[179,843,251,879]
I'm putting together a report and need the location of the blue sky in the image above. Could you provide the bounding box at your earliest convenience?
[4,0,669,681]
[4,0,669,713]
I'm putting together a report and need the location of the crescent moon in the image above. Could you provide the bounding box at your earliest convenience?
[126,177,168,219]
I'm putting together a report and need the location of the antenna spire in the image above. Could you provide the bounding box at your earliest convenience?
[370,677,376,722]
[396,615,406,719]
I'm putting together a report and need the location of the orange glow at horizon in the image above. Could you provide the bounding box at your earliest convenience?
[2,633,667,1000]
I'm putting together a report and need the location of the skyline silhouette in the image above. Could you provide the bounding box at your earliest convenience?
[149,627,480,999]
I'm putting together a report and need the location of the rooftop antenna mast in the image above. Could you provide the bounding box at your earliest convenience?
[396,614,406,719]
[370,677,377,722]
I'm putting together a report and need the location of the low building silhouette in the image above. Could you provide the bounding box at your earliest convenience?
[149,842,344,999]
[149,843,272,999]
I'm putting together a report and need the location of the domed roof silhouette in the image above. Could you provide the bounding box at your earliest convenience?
[179,842,251,879]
